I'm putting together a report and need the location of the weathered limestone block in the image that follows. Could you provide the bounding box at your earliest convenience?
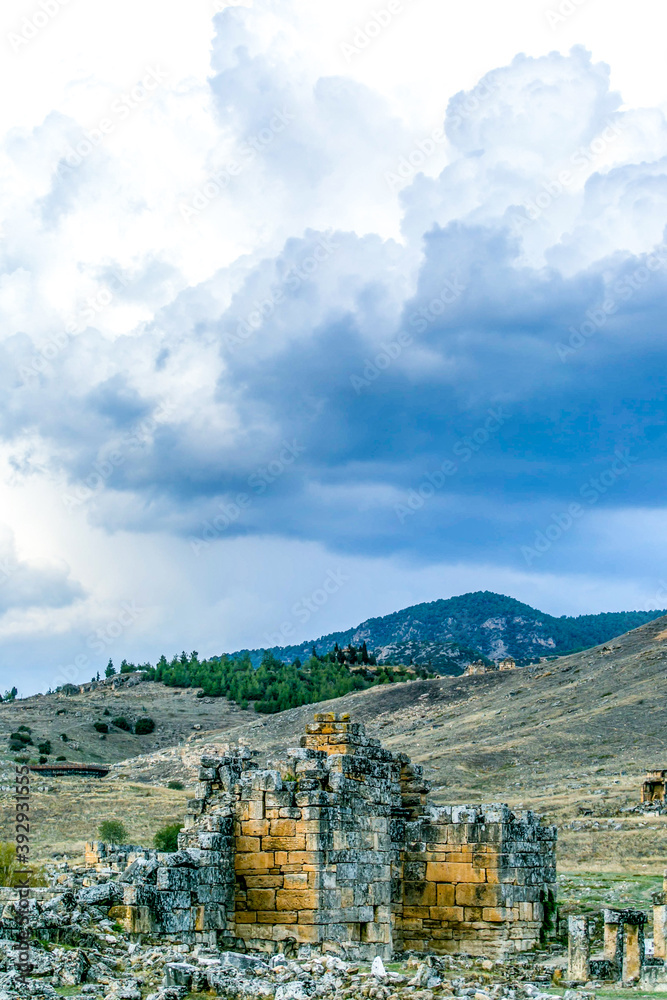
[568,915,590,982]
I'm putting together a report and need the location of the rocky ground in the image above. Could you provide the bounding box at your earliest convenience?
[0,856,572,1000]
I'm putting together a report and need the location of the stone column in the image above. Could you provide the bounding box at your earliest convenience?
[623,920,645,984]
[603,909,622,976]
[568,915,590,982]
[653,886,667,962]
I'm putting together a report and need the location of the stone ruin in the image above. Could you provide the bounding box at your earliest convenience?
[106,713,557,960]
[463,657,517,677]
[567,872,667,987]
[641,768,667,807]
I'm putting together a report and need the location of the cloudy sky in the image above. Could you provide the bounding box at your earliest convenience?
[2,0,667,694]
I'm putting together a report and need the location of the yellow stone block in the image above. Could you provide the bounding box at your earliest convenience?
[242,820,270,837]
[436,884,455,907]
[257,910,297,924]
[247,888,276,910]
[276,889,319,910]
[236,836,261,852]
[426,862,486,883]
[235,911,257,923]
[284,873,309,889]
[483,906,515,922]
[235,852,275,872]
[455,884,501,907]
[263,836,306,851]
[270,819,297,837]
[429,905,464,922]
[341,887,354,907]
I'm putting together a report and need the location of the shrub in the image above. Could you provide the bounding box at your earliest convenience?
[135,717,155,735]
[153,823,181,852]
[10,732,33,745]
[167,780,184,790]
[56,756,66,761]
[38,756,47,764]
[37,741,52,756]
[103,708,111,715]
[111,716,131,732]
[94,722,108,733]
[60,733,68,741]
[17,726,31,733]
[98,820,128,844]
[0,843,47,887]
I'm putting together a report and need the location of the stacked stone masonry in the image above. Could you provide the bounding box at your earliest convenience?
[110,714,557,960]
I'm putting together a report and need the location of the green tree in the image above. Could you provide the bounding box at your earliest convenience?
[105,659,116,678]
[153,823,181,852]
[98,819,128,844]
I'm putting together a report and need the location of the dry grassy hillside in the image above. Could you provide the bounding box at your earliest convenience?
[3,614,667,879]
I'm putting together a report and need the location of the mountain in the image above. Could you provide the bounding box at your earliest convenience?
[231,591,667,674]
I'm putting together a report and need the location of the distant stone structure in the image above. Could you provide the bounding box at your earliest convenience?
[30,763,109,778]
[463,660,489,676]
[498,656,517,671]
[641,769,667,805]
[108,713,556,959]
[463,656,517,676]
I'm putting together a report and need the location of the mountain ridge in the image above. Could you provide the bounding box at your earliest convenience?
[229,590,667,674]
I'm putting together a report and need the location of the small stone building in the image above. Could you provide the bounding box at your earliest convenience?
[111,714,556,960]
[642,769,667,804]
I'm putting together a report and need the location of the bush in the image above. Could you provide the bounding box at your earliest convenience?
[38,756,47,764]
[10,732,33,745]
[94,722,108,733]
[111,716,131,732]
[103,708,111,716]
[98,820,128,844]
[0,843,47,887]
[153,823,181,852]
[37,741,52,756]
[135,717,155,735]
[60,733,68,741]
[167,780,184,790]
[56,756,66,761]
[17,726,31,733]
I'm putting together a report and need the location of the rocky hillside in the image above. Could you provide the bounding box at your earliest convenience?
[231,591,665,673]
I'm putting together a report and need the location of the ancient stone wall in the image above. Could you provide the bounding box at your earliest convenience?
[110,713,556,959]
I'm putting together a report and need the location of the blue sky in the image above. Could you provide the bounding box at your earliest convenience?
[2,0,667,694]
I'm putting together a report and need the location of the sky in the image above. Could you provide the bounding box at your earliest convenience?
[2,0,667,695]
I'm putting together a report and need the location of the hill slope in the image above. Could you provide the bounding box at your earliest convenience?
[231,591,666,672]
[4,612,667,874]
